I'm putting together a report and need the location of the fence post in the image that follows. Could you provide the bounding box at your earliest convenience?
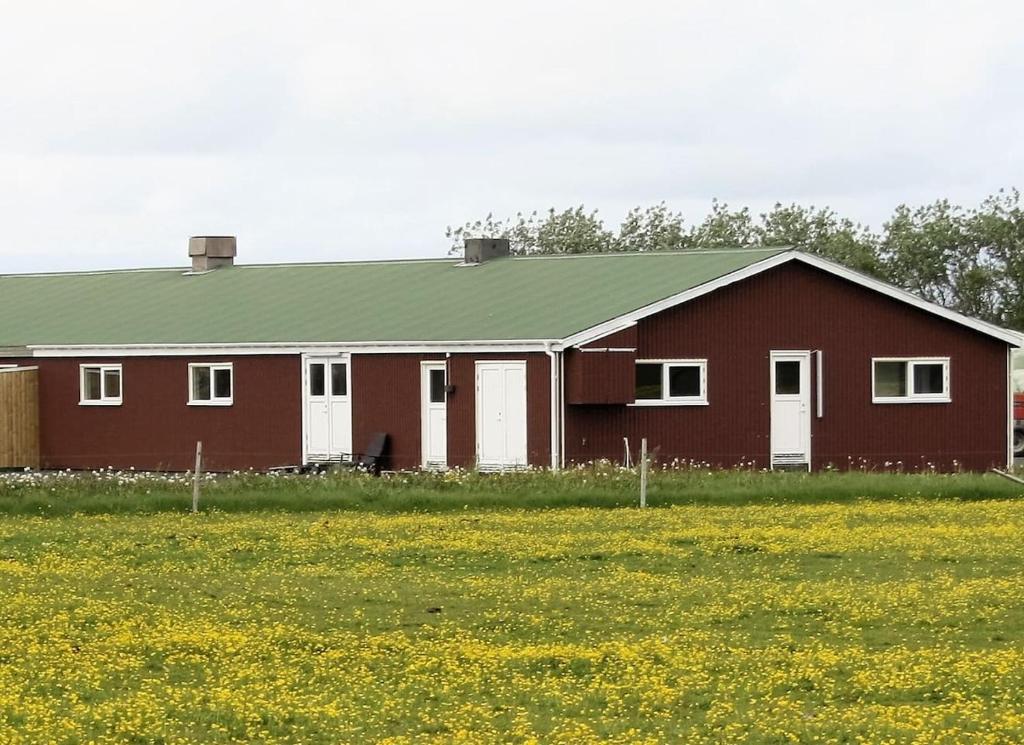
[639,437,648,508]
[192,440,202,514]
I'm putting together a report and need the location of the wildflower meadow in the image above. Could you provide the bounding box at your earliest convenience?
[0,489,1023,742]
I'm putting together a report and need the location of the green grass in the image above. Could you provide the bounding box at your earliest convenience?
[1,502,1023,742]
[0,465,1020,516]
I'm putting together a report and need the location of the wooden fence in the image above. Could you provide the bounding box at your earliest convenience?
[0,367,40,469]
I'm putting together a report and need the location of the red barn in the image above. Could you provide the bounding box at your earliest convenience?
[0,237,1018,472]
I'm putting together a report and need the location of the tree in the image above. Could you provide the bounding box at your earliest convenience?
[688,199,757,248]
[446,206,613,255]
[756,203,881,276]
[966,189,1024,330]
[445,190,1024,329]
[615,202,690,252]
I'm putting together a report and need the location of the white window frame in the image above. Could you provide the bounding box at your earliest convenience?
[630,359,708,406]
[188,362,234,406]
[871,357,951,404]
[79,364,123,406]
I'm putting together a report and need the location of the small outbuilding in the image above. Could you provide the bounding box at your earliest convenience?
[0,237,1018,472]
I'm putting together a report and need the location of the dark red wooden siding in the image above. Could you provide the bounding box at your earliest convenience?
[29,356,301,471]
[565,262,1010,472]
[565,350,636,404]
[446,353,551,470]
[566,326,638,404]
[350,353,441,471]
[580,326,638,350]
[351,352,551,470]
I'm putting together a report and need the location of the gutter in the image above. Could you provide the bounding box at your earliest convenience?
[544,341,561,471]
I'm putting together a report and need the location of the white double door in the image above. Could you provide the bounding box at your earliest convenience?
[770,351,811,468]
[475,361,528,470]
[304,356,352,463]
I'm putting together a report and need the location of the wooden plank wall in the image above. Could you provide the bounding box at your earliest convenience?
[0,367,40,469]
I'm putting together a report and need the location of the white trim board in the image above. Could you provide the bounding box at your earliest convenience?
[27,340,556,358]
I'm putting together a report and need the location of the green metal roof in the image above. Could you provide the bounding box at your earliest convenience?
[0,248,786,346]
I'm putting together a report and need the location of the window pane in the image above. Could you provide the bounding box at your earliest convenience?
[84,368,102,400]
[667,365,701,398]
[192,367,211,401]
[874,361,906,397]
[635,364,662,400]
[429,368,446,403]
[331,363,347,397]
[103,368,121,399]
[913,363,944,395]
[309,363,325,396]
[213,368,232,399]
[775,361,801,395]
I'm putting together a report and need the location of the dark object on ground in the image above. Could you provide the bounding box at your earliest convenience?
[342,433,389,476]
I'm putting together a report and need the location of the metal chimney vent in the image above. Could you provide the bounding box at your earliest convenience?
[463,238,510,264]
[188,236,237,272]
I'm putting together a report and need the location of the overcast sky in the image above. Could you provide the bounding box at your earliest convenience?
[1,1,1021,272]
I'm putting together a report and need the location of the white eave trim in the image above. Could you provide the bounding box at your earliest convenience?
[560,250,1024,349]
[26,339,557,358]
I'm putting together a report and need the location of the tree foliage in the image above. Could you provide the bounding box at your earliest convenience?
[447,189,1024,330]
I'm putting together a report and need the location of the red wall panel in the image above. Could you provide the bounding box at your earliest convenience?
[350,354,441,471]
[565,262,1010,472]
[565,350,636,404]
[352,352,551,470]
[446,353,551,469]
[31,356,301,471]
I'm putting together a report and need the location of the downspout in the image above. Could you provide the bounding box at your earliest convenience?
[559,351,566,469]
[1008,346,1014,470]
[544,342,560,471]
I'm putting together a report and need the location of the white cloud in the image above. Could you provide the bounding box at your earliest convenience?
[0,0,1021,271]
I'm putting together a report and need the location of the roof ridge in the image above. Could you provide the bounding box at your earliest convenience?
[508,247,791,261]
[0,249,789,279]
[0,256,460,279]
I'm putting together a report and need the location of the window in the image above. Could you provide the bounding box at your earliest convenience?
[189,363,233,405]
[774,360,801,394]
[331,363,348,397]
[80,364,122,405]
[872,358,950,403]
[632,360,707,405]
[309,363,325,396]
[428,368,446,403]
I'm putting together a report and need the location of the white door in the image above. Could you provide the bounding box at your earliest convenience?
[770,351,811,468]
[475,361,528,470]
[305,356,352,463]
[421,362,448,469]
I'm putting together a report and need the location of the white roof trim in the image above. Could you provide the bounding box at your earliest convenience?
[26,340,555,358]
[560,250,1023,349]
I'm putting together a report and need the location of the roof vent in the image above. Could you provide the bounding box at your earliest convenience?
[463,237,510,264]
[189,236,236,272]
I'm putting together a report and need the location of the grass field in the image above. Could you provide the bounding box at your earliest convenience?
[0,465,1021,515]
[2,498,1024,743]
